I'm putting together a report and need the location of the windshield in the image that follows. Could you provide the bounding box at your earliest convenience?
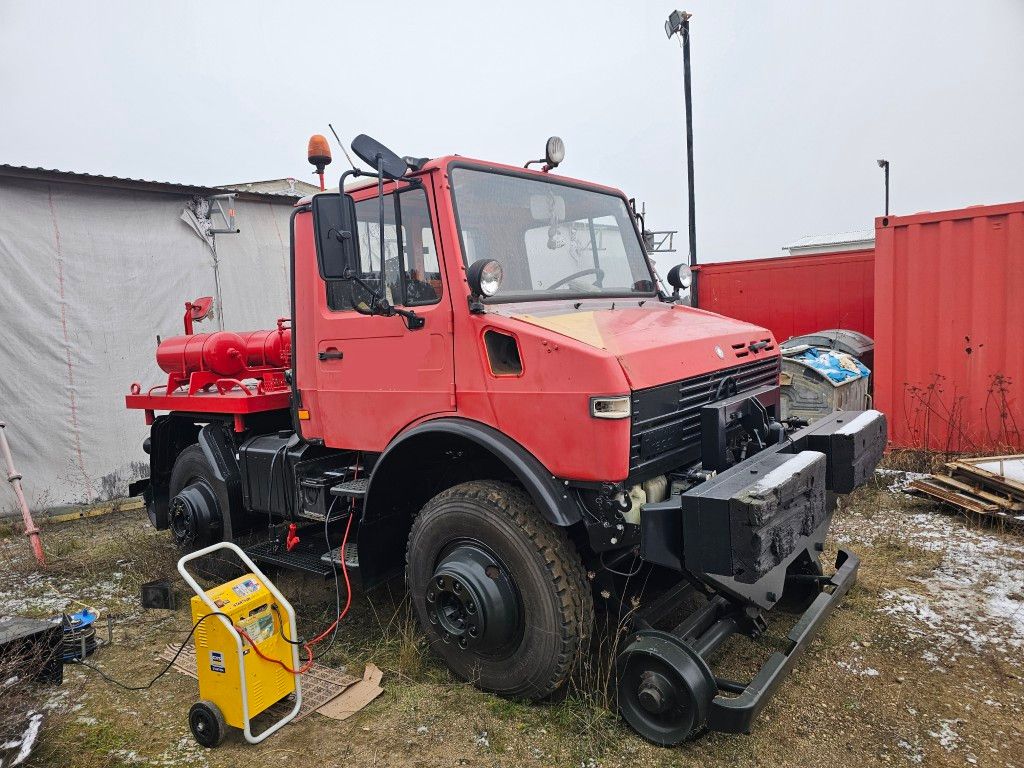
[450,167,656,301]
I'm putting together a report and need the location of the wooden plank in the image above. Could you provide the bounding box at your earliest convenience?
[44,498,145,525]
[945,461,1024,502]
[931,473,1024,511]
[908,479,998,514]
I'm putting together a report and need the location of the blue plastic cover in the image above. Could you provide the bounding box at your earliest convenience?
[797,348,870,383]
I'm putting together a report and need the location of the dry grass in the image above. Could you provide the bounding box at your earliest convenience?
[2,479,1023,767]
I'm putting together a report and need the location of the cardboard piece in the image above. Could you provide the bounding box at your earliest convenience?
[315,662,384,720]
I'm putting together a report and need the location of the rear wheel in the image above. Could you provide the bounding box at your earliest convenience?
[406,480,593,700]
[188,700,227,747]
[168,445,225,554]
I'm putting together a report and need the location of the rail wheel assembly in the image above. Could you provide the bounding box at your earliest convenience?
[616,630,717,745]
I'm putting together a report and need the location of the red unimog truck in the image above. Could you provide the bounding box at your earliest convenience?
[125,135,886,745]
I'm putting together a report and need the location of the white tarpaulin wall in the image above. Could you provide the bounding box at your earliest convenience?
[0,176,294,513]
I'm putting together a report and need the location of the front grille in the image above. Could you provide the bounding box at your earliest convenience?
[629,356,781,478]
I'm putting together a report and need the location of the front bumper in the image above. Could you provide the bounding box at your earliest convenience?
[640,408,885,609]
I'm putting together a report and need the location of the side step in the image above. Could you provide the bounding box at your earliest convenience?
[244,536,335,578]
[321,542,360,570]
[330,477,369,500]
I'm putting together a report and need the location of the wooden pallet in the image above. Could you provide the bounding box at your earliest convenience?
[906,454,1024,528]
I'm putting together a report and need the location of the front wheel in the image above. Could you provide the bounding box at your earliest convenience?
[406,480,593,700]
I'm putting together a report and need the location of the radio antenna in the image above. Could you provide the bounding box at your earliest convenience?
[328,123,358,172]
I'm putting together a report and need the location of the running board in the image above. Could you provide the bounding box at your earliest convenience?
[244,536,335,578]
[330,477,369,500]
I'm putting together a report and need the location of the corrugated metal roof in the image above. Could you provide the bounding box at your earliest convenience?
[0,164,302,202]
[783,229,875,255]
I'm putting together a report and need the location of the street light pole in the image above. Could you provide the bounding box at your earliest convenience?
[877,158,890,216]
[666,10,698,306]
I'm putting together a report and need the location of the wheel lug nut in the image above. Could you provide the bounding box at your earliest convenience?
[459,638,468,649]
[436,577,445,589]
[453,581,462,593]
[466,602,476,614]
[426,590,435,602]
[469,626,478,637]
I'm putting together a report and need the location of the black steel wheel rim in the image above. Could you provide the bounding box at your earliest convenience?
[426,540,523,659]
[169,479,217,549]
[616,632,716,746]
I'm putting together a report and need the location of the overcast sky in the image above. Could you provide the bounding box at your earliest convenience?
[2,1,1022,261]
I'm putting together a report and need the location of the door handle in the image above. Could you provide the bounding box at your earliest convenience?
[318,349,344,361]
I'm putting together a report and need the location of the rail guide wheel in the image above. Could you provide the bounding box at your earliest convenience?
[616,630,717,746]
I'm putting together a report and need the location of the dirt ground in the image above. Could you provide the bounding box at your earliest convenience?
[2,469,1023,768]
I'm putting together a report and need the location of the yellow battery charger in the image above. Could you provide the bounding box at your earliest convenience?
[178,543,302,746]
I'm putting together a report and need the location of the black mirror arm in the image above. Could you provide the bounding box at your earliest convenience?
[394,306,425,330]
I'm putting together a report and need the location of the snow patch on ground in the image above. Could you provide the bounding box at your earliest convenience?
[837,506,1024,667]
[0,570,128,619]
[874,468,931,493]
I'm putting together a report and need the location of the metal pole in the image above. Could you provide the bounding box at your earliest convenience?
[0,421,45,565]
[670,11,699,306]
[884,162,890,216]
[877,159,890,217]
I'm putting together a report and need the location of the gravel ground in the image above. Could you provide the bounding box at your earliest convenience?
[2,469,1022,768]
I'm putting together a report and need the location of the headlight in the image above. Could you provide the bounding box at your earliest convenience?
[467,258,504,298]
[667,263,692,290]
[590,395,631,419]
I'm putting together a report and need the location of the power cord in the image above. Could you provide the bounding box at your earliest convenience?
[71,611,232,691]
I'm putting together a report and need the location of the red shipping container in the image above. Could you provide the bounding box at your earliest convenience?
[696,249,874,342]
[874,202,1024,451]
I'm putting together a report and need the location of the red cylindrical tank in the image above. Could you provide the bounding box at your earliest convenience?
[156,328,292,380]
[238,328,292,369]
[157,332,247,378]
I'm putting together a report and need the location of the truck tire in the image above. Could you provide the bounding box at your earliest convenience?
[406,480,593,700]
[167,445,225,555]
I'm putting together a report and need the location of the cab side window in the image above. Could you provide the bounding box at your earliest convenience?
[326,187,442,311]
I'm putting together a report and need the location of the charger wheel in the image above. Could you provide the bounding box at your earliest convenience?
[407,480,593,700]
[188,700,226,747]
[616,630,716,746]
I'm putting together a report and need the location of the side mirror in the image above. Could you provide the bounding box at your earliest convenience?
[351,134,408,180]
[312,193,360,281]
[666,263,693,301]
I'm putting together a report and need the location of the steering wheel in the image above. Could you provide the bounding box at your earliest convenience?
[546,268,604,291]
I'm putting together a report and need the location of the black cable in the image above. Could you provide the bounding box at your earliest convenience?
[600,549,644,578]
[71,611,232,692]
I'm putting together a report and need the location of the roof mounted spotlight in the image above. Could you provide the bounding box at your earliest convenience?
[524,136,566,172]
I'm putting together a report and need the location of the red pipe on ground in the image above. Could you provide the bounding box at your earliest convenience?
[0,421,45,565]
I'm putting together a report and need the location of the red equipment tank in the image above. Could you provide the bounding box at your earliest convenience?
[156,326,292,397]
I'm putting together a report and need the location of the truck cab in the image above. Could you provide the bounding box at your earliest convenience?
[126,135,887,745]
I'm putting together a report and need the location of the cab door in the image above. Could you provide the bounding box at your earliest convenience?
[311,182,454,451]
